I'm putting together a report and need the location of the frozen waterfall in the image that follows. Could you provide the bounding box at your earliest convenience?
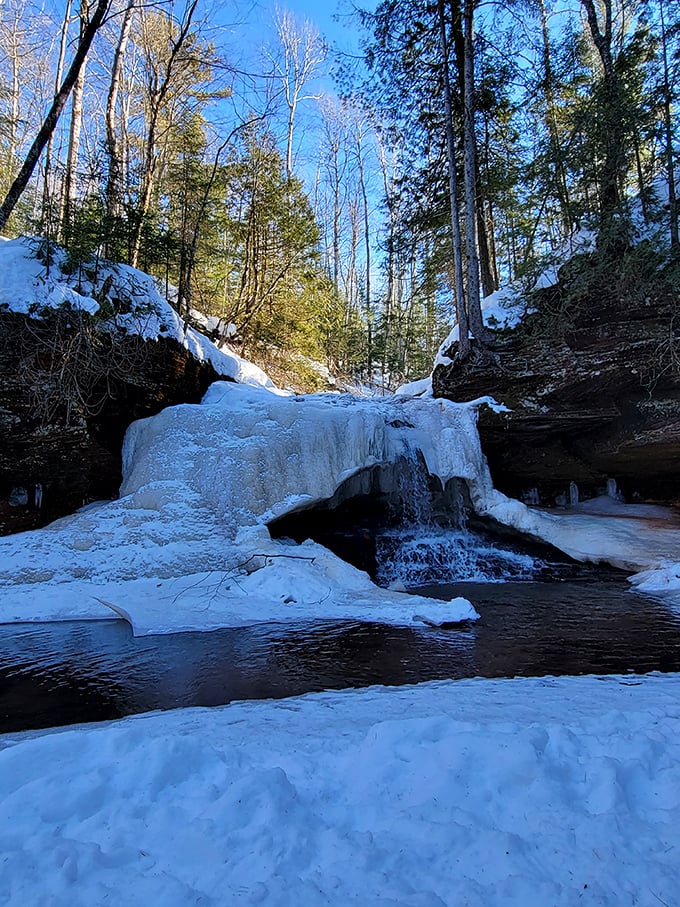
[1,380,679,633]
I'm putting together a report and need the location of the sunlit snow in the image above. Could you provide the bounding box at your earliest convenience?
[0,235,276,390]
[2,674,679,906]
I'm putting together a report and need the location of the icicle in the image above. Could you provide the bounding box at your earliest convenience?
[606,478,618,499]
[523,488,540,506]
[569,482,579,507]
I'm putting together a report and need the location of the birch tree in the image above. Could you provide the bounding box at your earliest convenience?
[0,0,111,234]
[271,7,326,179]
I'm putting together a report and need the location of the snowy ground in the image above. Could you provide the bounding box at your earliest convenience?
[2,673,679,906]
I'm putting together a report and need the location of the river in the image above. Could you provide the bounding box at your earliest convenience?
[2,577,678,733]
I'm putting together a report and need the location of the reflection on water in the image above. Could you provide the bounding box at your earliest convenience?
[2,580,680,733]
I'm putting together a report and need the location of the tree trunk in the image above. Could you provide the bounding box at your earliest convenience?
[42,0,73,228]
[105,0,136,221]
[462,0,485,341]
[660,0,679,249]
[62,0,89,240]
[580,0,623,218]
[0,0,110,235]
[538,0,573,233]
[356,127,372,377]
[476,189,496,297]
[437,0,469,357]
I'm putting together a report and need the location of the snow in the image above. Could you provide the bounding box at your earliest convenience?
[1,673,679,906]
[434,285,528,366]
[394,376,433,396]
[630,561,680,613]
[0,236,276,391]
[0,383,492,632]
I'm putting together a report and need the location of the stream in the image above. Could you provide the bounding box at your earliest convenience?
[2,577,679,733]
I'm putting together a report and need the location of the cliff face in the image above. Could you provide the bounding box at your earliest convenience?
[432,286,680,506]
[0,311,222,535]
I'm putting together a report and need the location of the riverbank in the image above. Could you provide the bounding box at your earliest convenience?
[1,672,678,906]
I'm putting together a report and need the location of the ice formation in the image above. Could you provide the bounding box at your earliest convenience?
[1,226,680,631]
[1,373,680,632]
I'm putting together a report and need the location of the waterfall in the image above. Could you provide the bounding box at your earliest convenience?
[376,444,543,588]
[396,445,435,526]
[375,527,543,587]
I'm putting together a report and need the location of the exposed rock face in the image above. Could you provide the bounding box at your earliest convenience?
[433,293,680,506]
[0,311,222,535]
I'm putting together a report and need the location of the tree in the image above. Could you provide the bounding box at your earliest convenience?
[357,0,488,357]
[436,0,468,356]
[0,0,111,234]
[62,0,90,239]
[271,7,326,179]
[127,0,202,266]
[104,0,136,221]
[657,0,679,248]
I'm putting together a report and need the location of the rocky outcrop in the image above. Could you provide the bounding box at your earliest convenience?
[433,286,680,506]
[0,311,222,535]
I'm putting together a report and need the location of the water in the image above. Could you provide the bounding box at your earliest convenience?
[2,579,680,733]
[397,445,435,526]
[375,527,541,586]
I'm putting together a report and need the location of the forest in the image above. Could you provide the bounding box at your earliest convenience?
[0,0,678,389]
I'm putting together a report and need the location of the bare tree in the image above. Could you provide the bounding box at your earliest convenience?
[42,0,75,224]
[128,0,201,266]
[62,0,90,235]
[271,7,326,179]
[352,111,373,375]
[105,0,136,220]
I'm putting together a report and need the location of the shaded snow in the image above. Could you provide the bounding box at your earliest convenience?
[1,674,679,906]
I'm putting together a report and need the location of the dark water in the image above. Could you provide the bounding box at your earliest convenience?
[2,580,680,733]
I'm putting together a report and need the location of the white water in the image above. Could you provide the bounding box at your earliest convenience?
[375,526,542,587]
[377,450,543,587]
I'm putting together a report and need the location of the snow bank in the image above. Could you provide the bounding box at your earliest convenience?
[0,236,275,390]
[630,561,680,613]
[1,673,678,906]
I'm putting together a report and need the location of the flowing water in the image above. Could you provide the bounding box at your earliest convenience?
[376,527,542,586]
[2,578,680,734]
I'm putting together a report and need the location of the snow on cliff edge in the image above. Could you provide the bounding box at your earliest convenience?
[0,235,276,390]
